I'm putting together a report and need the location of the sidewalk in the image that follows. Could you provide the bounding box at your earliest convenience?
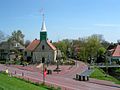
[89,78,120,88]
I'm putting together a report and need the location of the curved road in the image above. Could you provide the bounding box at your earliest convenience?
[0,62,120,90]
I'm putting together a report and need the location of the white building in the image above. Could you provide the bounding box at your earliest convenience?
[25,15,57,64]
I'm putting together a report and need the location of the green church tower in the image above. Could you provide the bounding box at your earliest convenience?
[40,14,47,41]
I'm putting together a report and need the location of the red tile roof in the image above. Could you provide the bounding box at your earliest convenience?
[26,39,56,51]
[25,39,40,51]
[47,40,56,50]
[112,45,120,57]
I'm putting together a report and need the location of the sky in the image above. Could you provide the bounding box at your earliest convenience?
[0,0,120,43]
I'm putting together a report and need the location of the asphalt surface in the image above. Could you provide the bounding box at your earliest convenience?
[0,62,120,90]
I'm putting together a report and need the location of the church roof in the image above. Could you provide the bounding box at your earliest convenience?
[25,39,40,51]
[47,40,56,50]
[112,44,120,57]
[25,39,56,52]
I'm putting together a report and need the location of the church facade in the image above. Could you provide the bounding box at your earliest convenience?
[25,16,57,64]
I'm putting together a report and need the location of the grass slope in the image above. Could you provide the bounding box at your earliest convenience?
[0,73,48,90]
[90,68,120,84]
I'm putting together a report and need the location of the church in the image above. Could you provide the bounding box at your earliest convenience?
[25,15,57,64]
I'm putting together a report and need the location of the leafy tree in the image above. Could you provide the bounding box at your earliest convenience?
[25,40,31,47]
[8,30,24,45]
[53,41,67,56]
[96,47,106,63]
[97,47,106,56]
[101,40,110,49]
[53,34,109,64]
[63,39,72,58]
[86,34,102,63]
[0,30,6,42]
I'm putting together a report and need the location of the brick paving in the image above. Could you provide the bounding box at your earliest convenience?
[0,62,120,90]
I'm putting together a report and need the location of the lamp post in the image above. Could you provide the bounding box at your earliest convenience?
[56,58,59,70]
[55,49,61,74]
[56,50,60,74]
[42,58,45,84]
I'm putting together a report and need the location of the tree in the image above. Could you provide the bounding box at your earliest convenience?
[0,30,6,42]
[53,34,110,64]
[96,47,106,63]
[101,40,110,49]
[97,47,106,56]
[25,40,31,47]
[63,39,72,58]
[53,41,67,56]
[8,30,25,45]
[86,34,102,63]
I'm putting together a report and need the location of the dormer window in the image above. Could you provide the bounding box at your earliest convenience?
[42,45,45,50]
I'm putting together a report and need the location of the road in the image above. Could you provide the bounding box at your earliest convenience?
[0,62,120,90]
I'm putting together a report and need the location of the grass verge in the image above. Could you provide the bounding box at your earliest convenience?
[90,68,120,84]
[0,72,61,90]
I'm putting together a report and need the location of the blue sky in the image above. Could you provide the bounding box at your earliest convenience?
[0,0,120,42]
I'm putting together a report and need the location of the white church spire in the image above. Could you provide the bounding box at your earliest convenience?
[41,14,47,32]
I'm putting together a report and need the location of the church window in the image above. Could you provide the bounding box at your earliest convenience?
[42,45,45,50]
[42,57,45,63]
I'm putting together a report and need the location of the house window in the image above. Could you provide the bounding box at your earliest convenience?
[42,45,45,50]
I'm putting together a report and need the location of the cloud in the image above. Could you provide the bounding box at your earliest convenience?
[68,27,92,30]
[93,24,120,27]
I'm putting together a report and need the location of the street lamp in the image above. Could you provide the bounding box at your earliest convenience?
[54,49,61,73]
[42,57,45,84]
[56,50,60,71]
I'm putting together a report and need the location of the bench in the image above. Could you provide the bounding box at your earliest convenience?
[76,74,89,81]
[76,69,93,81]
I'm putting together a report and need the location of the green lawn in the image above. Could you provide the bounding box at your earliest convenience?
[0,73,48,90]
[90,68,120,84]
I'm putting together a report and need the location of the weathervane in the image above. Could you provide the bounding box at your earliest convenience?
[40,0,46,18]
[40,8,45,21]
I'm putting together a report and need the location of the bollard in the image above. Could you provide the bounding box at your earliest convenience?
[76,74,79,80]
[28,78,29,82]
[83,76,85,81]
[87,76,89,81]
[22,72,24,76]
[47,70,52,74]
[50,70,52,74]
[15,71,16,74]
[79,75,82,81]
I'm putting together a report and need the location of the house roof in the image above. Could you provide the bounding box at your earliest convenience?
[112,44,120,57]
[0,41,25,50]
[25,39,56,51]
[47,40,56,50]
[25,39,40,51]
